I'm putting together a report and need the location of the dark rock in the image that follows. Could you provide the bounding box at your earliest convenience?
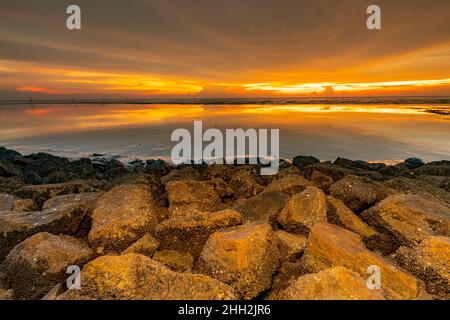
[68,158,95,179]
[88,184,158,254]
[401,158,425,170]
[412,163,450,177]
[22,171,42,185]
[0,147,22,162]
[128,159,145,173]
[0,160,20,177]
[144,159,171,176]
[23,153,70,180]
[292,156,320,170]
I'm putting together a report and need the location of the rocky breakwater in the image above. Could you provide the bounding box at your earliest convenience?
[0,147,449,300]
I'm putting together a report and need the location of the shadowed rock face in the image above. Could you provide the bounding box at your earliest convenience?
[3,232,94,300]
[88,184,158,254]
[394,236,450,299]
[360,194,450,248]
[154,209,243,257]
[301,223,421,300]
[277,266,385,300]
[197,222,280,299]
[233,191,290,223]
[0,193,101,260]
[14,180,100,208]
[153,249,194,273]
[61,254,237,300]
[330,175,393,213]
[277,186,328,236]
[326,196,394,254]
[274,230,307,262]
[121,234,159,257]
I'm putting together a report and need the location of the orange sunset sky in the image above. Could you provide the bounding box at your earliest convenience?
[0,0,449,99]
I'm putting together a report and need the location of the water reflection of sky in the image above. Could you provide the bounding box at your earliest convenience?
[0,104,449,162]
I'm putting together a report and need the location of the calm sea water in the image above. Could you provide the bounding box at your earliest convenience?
[1,103,449,163]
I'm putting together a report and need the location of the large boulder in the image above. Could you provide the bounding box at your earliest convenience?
[14,180,100,208]
[326,196,393,254]
[301,223,421,300]
[0,193,100,260]
[361,195,450,248]
[154,209,242,257]
[276,266,385,300]
[88,184,158,254]
[197,222,280,299]
[263,175,313,196]
[393,236,450,299]
[165,180,223,218]
[277,186,328,236]
[329,175,393,212]
[61,254,236,300]
[3,232,94,299]
[233,191,290,223]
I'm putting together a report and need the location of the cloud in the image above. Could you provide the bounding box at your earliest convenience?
[0,0,449,98]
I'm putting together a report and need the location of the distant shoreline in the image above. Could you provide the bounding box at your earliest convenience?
[1,96,449,106]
